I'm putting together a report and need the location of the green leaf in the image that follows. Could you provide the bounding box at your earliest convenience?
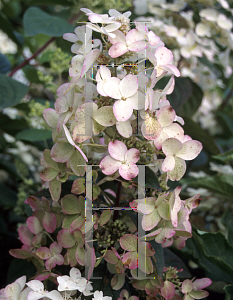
[0,74,28,108]
[225,285,233,300]
[182,236,233,283]
[0,11,22,46]
[23,65,42,84]
[26,0,75,4]
[149,240,164,277]
[0,183,17,209]
[23,7,74,37]
[213,149,233,162]
[187,174,233,198]
[15,129,52,141]
[7,258,37,285]
[0,113,28,135]
[193,231,233,275]
[182,117,220,155]
[0,53,11,74]
[221,211,233,247]
[217,111,233,136]
[155,77,203,116]
[132,166,161,190]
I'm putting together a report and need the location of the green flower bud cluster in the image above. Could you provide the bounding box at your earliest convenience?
[164,11,190,30]
[97,96,115,108]
[96,53,111,65]
[164,266,181,286]
[37,70,53,85]
[49,47,72,74]
[81,0,131,12]
[28,100,50,128]
[96,219,129,250]
[15,159,29,179]
[159,173,169,191]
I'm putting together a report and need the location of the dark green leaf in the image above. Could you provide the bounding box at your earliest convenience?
[163,248,191,278]
[182,117,220,155]
[217,111,233,136]
[0,11,22,46]
[0,53,11,74]
[193,231,233,275]
[23,65,42,84]
[0,183,17,209]
[225,285,233,300]
[0,74,28,108]
[15,129,52,141]
[183,236,233,283]
[23,7,74,37]
[149,240,164,277]
[213,149,233,162]
[187,174,233,198]
[0,113,28,135]
[132,166,161,190]
[7,258,37,284]
[221,211,233,247]
[155,77,203,116]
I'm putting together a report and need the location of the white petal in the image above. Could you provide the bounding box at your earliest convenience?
[162,138,183,156]
[120,74,138,98]
[116,120,132,138]
[103,77,121,99]
[176,140,202,160]
[161,155,176,172]
[113,100,133,122]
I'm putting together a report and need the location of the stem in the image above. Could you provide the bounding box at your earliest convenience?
[113,181,122,222]
[44,231,55,242]
[8,11,82,77]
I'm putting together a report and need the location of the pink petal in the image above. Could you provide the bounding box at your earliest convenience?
[108,140,127,161]
[26,216,42,235]
[126,29,144,45]
[155,46,173,66]
[50,242,62,254]
[63,124,88,162]
[19,225,33,246]
[125,148,140,164]
[148,31,161,46]
[119,164,139,180]
[157,106,176,127]
[43,211,56,233]
[161,281,175,300]
[108,42,128,58]
[176,140,203,160]
[128,40,148,52]
[122,252,138,269]
[162,138,183,156]
[153,131,169,150]
[113,100,133,122]
[103,77,121,99]
[99,155,122,175]
[36,247,51,260]
[108,30,126,44]
[193,278,212,290]
[161,155,176,172]
[120,74,138,98]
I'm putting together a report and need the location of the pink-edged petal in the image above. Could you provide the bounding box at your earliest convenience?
[99,155,122,175]
[161,281,175,300]
[108,140,127,161]
[181,279,193,294]
[161,155,176,172]
[119,164,139,180]
[129,40,148,52]
[43,108,58,129]
[122,252,138,269]
[167,157,186,181]
[126,29,144,45]
[142,209,160,231]
[113,100,133,122]
[155,46,173,66]
[19,225,33,246]
[125,148,140,164]
[176,140,202,160]
[193,278,212,290]
[108,30,126,45]
[163,65,180,77]
[50,242,62,254]
[80,49,101,79]
[120,74,138,98]
[162,138,183,156]
[26,216,42,235]
[108,42,128,58]
[153,131,169,150]
[36,247,51,260]
[63,124,88,162]
[103,77,121,99]
[148,31,161,46]
[189,290,209,299]
[157,106,176,127]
